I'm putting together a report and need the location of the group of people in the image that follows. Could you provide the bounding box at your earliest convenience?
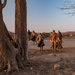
[50,30,62,52]
[28,30,45,50]
[28,30,37,44]
[28,30,62,52]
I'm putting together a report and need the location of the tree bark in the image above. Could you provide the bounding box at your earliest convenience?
[0,0,8,70]
[0,0,28,72]
[0,0,18,72]
[15,0,28,66]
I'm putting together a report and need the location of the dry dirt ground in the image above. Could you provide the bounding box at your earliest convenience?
[1,39,75,75]
[25,47,75,75]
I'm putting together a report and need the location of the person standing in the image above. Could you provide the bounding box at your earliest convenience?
[51,30,57,52]
[28,30,31,41]
[57,30,62,49]
[31,30,37,45]
[37,33,45,50]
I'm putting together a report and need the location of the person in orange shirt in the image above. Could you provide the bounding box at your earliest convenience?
[51,30,57,52]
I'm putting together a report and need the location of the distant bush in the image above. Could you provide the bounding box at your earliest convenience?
[42,33,50,38]
[62,33,70,37]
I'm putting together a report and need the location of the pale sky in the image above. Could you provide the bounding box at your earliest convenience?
[3,0,75,33]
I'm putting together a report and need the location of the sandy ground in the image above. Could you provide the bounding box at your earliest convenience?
[1,38,75,75]
[20,38,75,75]
[28,39,75,75]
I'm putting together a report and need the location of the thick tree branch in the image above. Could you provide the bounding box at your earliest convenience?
[2,0,7,8]
[60,1,75,15]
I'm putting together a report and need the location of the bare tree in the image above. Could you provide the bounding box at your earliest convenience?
[60,0,75,15]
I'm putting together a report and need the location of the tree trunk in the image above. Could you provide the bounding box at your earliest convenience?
[0,0,19,72]
[0,0,28,72]
[0,0,8,70]
[15,0,28,65]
